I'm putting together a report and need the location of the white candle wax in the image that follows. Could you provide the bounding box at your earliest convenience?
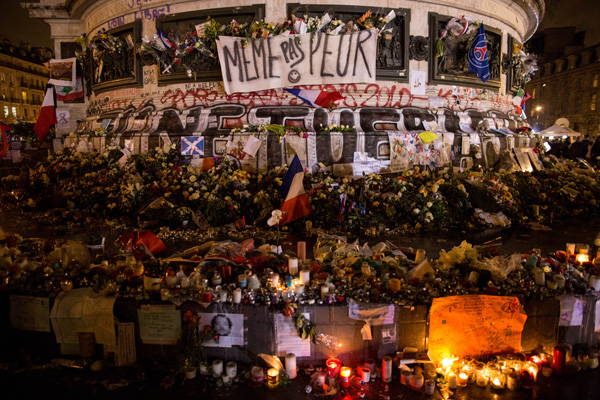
[212,359,223,376]
[285,353,297,379]
[320,284,329,296]
[300,269,310,284]
[288,258,299,275]
[233,288,242,304]
[226,361,237,378]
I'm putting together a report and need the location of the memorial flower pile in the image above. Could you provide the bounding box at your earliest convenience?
[1,150,598,236]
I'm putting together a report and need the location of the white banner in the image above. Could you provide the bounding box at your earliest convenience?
[217,30,378,94]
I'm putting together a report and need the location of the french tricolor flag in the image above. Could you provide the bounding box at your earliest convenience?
[285,88,343,108]
[279,155,312,224]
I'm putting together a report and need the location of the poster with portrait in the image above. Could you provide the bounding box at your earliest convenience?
[198,312,244,348]
[48,58,77,86]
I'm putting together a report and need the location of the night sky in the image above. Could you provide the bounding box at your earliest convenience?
[0,0,598,49]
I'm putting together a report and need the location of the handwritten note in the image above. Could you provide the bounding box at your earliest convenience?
[428,295,527,362]
[115,322,136,366]
[10,295,50,332]
[559,296,585,327]
[274,313,311,357]
[138,305,181,345]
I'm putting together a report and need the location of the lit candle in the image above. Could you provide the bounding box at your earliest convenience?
[575,250,590,263]
[491,372,505,389]
[415,249,426,264]
[527,362,538,382]
[300,269,310,284]
[288,258,299,275]
[506,371,518,390]
[457,371,469,387]
[532,267,545,286]
[424,379,436,395]
[285,353,297,379]
[212,359,223,376]
[447,372,457,389]
[267,368,280,389]
[226,361,237,378]
[566,243,576,257]
[320,284,330,297]
[326,358,342,377]
[357,366,371,383]
[294,283,305,295]
[409,368,424,390]
[233,288,242,304]
[476,369,489,387]
[381,356,393,383]
[340,367,352,385]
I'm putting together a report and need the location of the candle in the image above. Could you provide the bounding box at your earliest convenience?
[566,243,576,256]
[315,372,326,386]
[381,356,393,383]
[297,241,307,261]
[400,369,411,385]
[552,345,567,373]
[238,273,247,288]
[357,366,370,383]
[285,353,297,379]
[506,371,518,390]
[340,367,352,385]
[527,363,538,382]
[219,290,227,302]
[270,272,280,287]
[300,269,310,284]
[294,283,305,295]
[233,288,242,304]
[424,379,436,395]
[476,369,489,387]
[288,258,299,275]
[532,267,545,286]
[447,372,457,389]
[576,250,590,263]
[251,366,264,383]
[212,359,223,376]
[326,358,342,377]
[267,368,280,389]
[199,362,209,375]
[320,284,330,297]
[457,371,469,387]
[491,376,504,389]
[248,274,261,290]
[542,366,553,377]
[226,361,237,378]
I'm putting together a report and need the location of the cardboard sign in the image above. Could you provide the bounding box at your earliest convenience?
[216,30,377,94]
[428,295,527,362]
[10,295,50,332]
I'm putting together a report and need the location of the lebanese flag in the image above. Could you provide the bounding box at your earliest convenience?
[34,85,57,141]
[279,155,312,224]
[285,88,343,108]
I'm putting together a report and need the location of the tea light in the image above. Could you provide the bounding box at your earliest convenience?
[315,372,326,386]
[457,371,469,387]
[491,373,505,389]
[340,367,352,385]
[212,359,223,376]
[357,366,371,383]
[400,369,411,385]
[233,288,242,304]
[409,370,424,390]
[300,269,310,284]
[285,353,297,379]
[267,368,280,389]
[297,241,307,261]
[226,361,237,378]
[270,272,281,287]
[381,356,393,383]
[326,358,342,377]
[251,366,264,383]
[527,362,538,382]
[447,372,457,389]
[576,250,590,263]
[476,369,489,387]
[566,243,576,256]
[288,258,299,275]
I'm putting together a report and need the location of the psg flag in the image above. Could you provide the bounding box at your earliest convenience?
[468,24,491,82]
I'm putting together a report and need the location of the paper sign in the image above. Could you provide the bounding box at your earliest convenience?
[216,30,377,94]
[115,322,136,366]
[50,288,116,350]
[138,304,181,345]
[559,296,585,326]
[10,295,50,332]
[428,295,527,362]
[410,70,427,96]
[348,300,395,340]
[198,313,244,347]
[274,313,311,357]
[243,135,262,157]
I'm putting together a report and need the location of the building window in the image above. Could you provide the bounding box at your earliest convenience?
[593,74,599,88]
[24,108,28,119]
[21,90,27,102]
[592,94,597,111]
[11,106,17,117]
[3,106,8,117]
